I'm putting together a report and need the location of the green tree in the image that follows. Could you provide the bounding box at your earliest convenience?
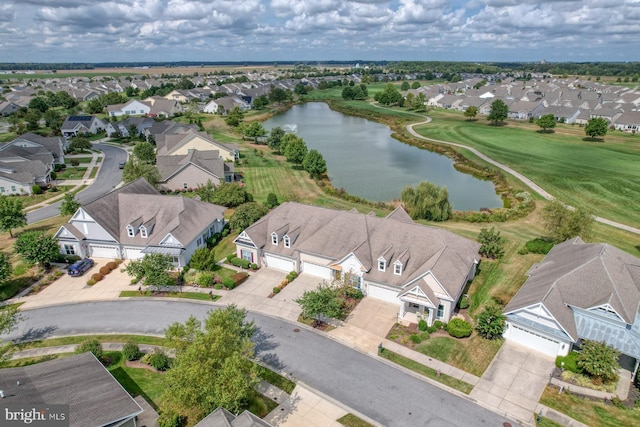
[374,83,403,106]
[161,306,259,421]
[224,107,244,127]
[302,149,327,179]
[412,93,427,112]
[124,253,174,290]
[265,193,279,209]
[195,180,216,203]
[29,96,49,113]
[229,202,269,230]
[242,121,267,143]
[283,136,308,165]
[210,183,251,208]
[541,200,594,243]
[488,99,508,124]
[268,87,290,104]
[43,109,63,129]
[267,127,285,153]
[67,137,92,153]
[85,98,104,114]
[252,94,269,109]
[400,181,452,221]
[59,192,80,216]
[477,227,505,259]
[536,114,557,132]
[25,109,41,131]
[294,83,308,95]
[585,117,608,140]
[0,196,27,237]
[75,338,103,359]
[411,81,421,89]
[400,80,410,91]
[14,231,59,267]
[464,106,478,120]
[475,304,507,339]
[0,252,12,283]
[1,305,23,366]
[577,340,620,384]
[133,141,156,164]
[122,159,161,186]
[188,247,217,271]
[296,285,346,321]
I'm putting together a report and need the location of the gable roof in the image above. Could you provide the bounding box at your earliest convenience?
[80,178,225,246]
[241,202,479,295]
[156,130,238,157]
[505,237,640,339]
[5,132,64,162]
[194,407,273,427]
[0,352,142,427]
[157,149,230,181]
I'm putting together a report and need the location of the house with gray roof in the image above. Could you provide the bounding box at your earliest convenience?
[61,115,107,137]
[55,178,226,266]
[157,149,234,191]
[0,352,142,427]
[234,202,480,324]
[194,407,273,427]
[504,237,640,374]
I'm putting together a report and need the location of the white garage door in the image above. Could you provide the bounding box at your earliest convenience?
[301,262,333,280]
[264,254,295,272]
[506,323,562,357]
[90,245,119,259]
[124,248,144,259]
[367,283,399,304]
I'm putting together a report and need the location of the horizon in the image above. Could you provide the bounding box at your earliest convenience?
[2,1,639,63]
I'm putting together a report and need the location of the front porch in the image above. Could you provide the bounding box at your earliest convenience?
[399,297,435,326]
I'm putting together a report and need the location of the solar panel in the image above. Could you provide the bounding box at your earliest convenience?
[68,115,93,121]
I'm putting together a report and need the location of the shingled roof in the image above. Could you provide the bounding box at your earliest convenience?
[0,353,142,427]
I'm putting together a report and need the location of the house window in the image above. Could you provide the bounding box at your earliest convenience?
[196,238,202,246]
[140,226,148,238]
[0,187,4,193]
[378,259,386,272]
[344,273,362,289]
[284,236,290,248]
[394,262,402,275]
[437,304,445,318]
[11,186,16,192]
[271,232,278,245]
[64,244,76,255]
[241,249,253,262]
[183,183,188,189]
[126,225,135,237]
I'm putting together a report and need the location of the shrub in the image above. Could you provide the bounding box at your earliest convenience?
[419,331,430,341]
[447,318,473,338]
[250,263,258,270]
[75,338,103,359]
[86,278,96,286]
[197,272,214,287]
[418,319,428,331]
[410,334,422,344]
[214,283,223,290]
[577,340,620,383]
[524,238,555,254]
[230,257,250,269]
[99,266,111,275]
[32,185,43,195]
[148,349,170,371]
[106,261,118,270]
[122,342,141,361]
[222,277,235,289]
[272,287,281,294]
[226,253,235,262]
[288,271,298,280]
[158,412,184,427]
[458,296,470,309]
[427,326,438,334]
[91,273,103,282]
[50,171,57,180]
[556,351,582,374]
[70,159,80,166]
[130,277,139,285]
[343,286,364,299]
[433,320,443,330]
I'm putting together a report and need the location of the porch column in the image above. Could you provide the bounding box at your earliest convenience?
[428,308,434,326]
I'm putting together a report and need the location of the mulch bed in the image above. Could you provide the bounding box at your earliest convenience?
[125,360,164,373]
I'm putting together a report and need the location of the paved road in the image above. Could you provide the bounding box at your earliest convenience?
[3,301,517,427]
[27,144,127,224]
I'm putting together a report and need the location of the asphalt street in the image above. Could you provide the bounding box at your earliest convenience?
[27,143,127,224]
[3,300,517,427]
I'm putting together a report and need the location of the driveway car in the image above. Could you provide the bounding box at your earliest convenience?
[119,161,126,169]
[68,258,95,277]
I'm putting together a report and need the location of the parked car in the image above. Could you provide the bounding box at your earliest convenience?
[119,161,126,169]
[68,258,95,277]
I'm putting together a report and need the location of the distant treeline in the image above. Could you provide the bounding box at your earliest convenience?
[1,61,639,77]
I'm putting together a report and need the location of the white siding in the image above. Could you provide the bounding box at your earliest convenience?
[0,178,31,195]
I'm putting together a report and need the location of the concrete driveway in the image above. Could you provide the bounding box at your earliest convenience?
[470,341,555,425]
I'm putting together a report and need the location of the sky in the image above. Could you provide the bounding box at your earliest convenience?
[1,0,640,64]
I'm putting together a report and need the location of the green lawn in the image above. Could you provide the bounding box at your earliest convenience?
[8,335,168,352]
[412,109,640,227]
[415,335,503,377]
[57,167,87,180]
[256,364,296,394]
[378,348,474,394]
[106,351,165,409]
[337,413,376,427]
[119,290,220,301]
[67,157,93,164]
[19,186,73,208]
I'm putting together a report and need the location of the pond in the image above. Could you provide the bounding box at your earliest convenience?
[263,102,502,211]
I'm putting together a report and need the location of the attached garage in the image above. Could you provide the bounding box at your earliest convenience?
[124,248,144,260]
[89,245,119,259]
[366,283,400,304]
[504,323,565,357]
[301,261,333,280]
[264,254,295,272]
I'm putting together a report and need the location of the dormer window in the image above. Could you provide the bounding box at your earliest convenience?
[126,225,135,237]
[139,226,148,238]
[394,262,403,275]
[271,232,278,245]
[378,259,386,272]
[284,236,290,248]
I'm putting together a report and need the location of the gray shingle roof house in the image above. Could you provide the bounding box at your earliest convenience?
[55,178,226,266]
[155,130,238,161]
[234,202,480,324]
[0,352,142,427]
[194,407,273,427]
[60,115,107,137]
[157,149,234,191]
[504,237,640,373]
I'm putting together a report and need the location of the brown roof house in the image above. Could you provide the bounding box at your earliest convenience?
[157,149,234,192]
[234,202,480,325]
[0,352,142,427]
[54,178,226,266]
[504,237,640,374]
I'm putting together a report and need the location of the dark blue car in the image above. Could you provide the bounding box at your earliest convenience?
[68,258,95,277]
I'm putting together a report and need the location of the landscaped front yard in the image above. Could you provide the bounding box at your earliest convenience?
[56,167,87,180]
